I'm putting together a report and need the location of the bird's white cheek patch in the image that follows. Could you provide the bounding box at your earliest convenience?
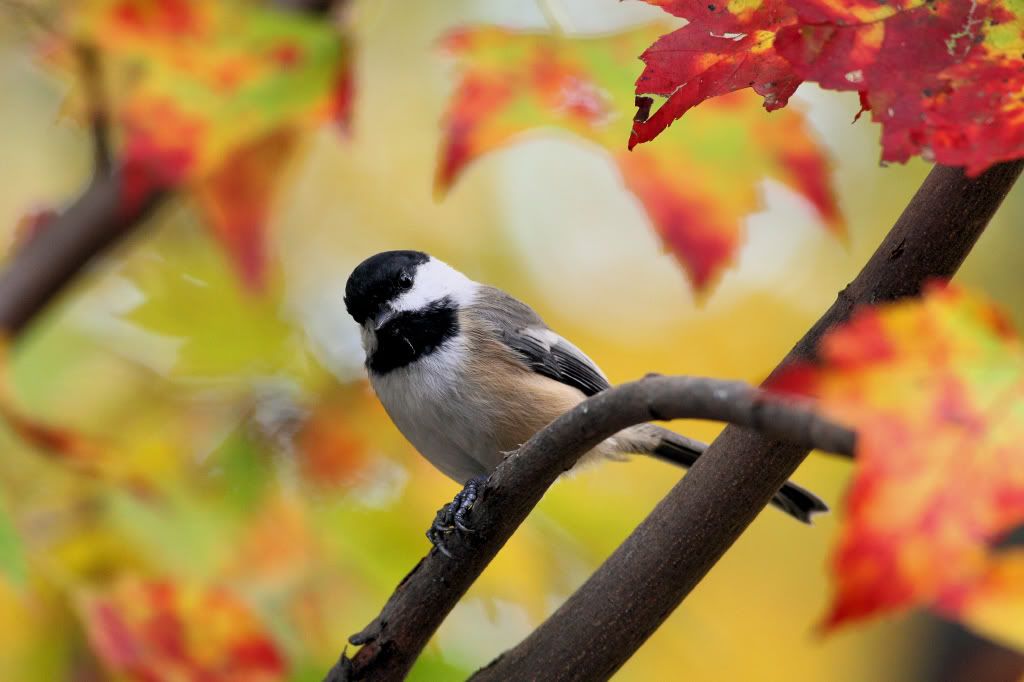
[393,258,479,313]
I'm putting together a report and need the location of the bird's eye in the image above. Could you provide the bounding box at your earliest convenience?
[399,272,413,288]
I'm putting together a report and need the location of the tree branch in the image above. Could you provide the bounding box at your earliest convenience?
[0,172,165,335]
[75,44,111,176]
[272,0,337,14]
[0,0,337,338]
[473,160,1024,681]
[328,377,855,681]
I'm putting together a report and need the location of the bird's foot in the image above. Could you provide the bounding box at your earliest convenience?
[426,475,487,558]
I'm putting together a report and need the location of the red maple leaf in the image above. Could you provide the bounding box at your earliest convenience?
[775,0,1024,174]
[631,0,802,148]
[636,0,1024,175]
[78,577,287,681]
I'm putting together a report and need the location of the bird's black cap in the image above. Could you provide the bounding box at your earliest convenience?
[344,250,429,325]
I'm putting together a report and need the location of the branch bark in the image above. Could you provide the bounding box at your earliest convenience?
[474,160,1024,681]
[328,377,855,681]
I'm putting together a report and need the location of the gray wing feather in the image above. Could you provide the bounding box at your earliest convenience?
[472,287,610,397]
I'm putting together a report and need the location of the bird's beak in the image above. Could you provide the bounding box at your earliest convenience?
[373,307,397,331]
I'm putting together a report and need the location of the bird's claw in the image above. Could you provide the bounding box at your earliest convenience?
[426,475,486,557]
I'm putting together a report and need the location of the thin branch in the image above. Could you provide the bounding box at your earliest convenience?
[474,159,1024,681]
[272,0,337,14]
[326,376,855,681]
[75,44,111,176]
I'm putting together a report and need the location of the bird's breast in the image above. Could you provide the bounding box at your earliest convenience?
[369,337,494,482]
[369,327,589,483]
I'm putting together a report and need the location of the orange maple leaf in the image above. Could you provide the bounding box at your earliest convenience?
[772,283,1024,651]
[77,577,286,681]
[50,0,353,289]
[438,25,842,293]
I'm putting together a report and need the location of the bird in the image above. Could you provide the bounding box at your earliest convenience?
[344,250,827,552]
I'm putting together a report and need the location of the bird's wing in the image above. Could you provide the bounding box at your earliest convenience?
[471,287,611,397]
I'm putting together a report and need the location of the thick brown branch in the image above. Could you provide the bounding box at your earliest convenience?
[474,160,1024,681]
[328,377,854,681]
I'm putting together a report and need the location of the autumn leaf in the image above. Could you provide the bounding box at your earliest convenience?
[0,342,110,475]
[773,0,1024,175]
[954,549,1024,651]
[220,494,314,586]
[193,130,301,289]
[636,0,1024,175]
[77,577,286,681]
[630,1,802,149]
[54,0,353,287]
[771,283,1024,649]
[121,228,314,380]
[294,382,384,489]
[439,25,842,291]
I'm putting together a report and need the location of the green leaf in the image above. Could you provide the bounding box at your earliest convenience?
[0,489,27,587]
[122,222,316,381]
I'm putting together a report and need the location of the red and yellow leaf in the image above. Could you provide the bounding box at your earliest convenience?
[77,577,286,681]
[0,341,203,494]
[439,25,842,292]
[631,0,802,148]
[771,283,1024,648]
[193,130,300,290]
[637,0,1024,175]
[952,549,1024,652]
[774,0,1024,175]
[52,0,353,287]
[0,343,108,474]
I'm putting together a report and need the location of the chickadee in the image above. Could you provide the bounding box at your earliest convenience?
[344,250,826,550]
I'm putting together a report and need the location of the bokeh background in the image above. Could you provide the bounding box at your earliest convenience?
[1,0,1023,680]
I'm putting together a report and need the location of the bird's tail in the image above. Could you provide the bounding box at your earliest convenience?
[645,427,829,524]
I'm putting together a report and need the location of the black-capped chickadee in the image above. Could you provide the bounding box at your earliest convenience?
[344,250,826,551]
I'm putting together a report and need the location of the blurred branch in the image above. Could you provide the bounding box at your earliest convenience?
[273,0,337,14]
[75,45,111,176]
[474,160,1024,681]
[0,0,338,338]
[326,376,855,681]
[0,171,165,335]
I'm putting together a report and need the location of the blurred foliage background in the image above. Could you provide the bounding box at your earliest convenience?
[1,0,1023,680]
